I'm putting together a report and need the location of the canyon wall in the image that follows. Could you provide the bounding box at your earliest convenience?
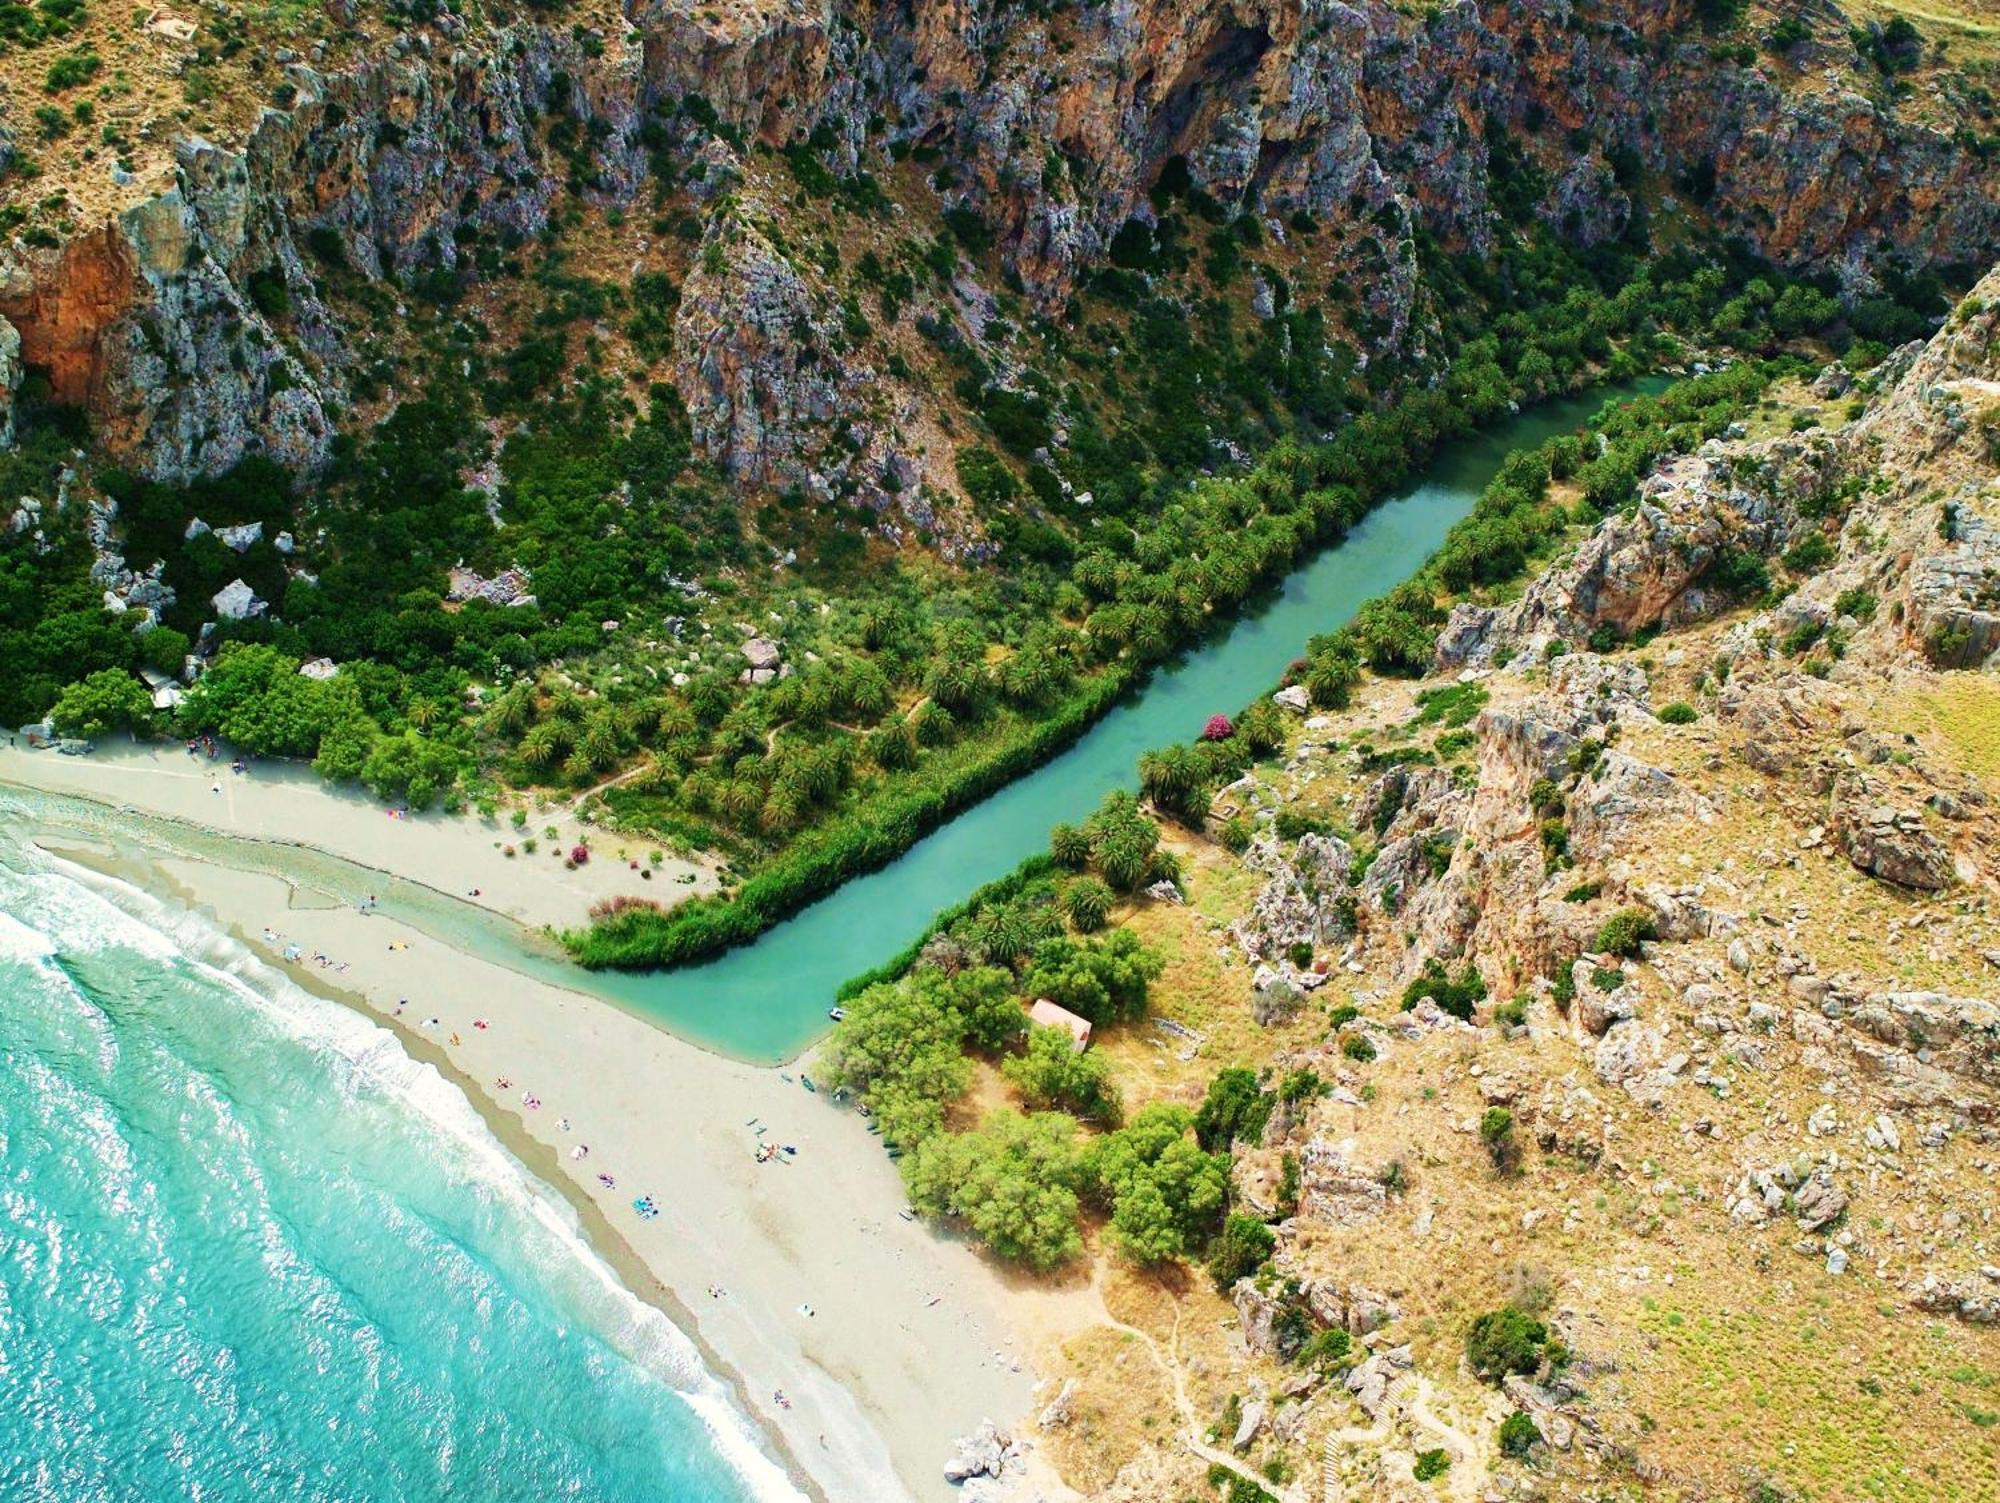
[2,0,1995,480]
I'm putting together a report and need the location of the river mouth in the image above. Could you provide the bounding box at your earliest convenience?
[4,380,1664,1064]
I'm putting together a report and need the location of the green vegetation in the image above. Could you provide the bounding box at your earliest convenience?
[1466,1305,1551,1382]
[1195,1067,1276,1151]
[1401,959,1488,1020]
[1593,907,1658,957]
[1412,1448,1451,1482]
[1480,1106,1521,1174]
[49,669,154,741]
[1207,1212,1276,1291]
[1657,700,1698,724]
[1499,1409,1541,1458]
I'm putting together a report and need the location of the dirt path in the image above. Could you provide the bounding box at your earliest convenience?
[1084,1268,1314,1503]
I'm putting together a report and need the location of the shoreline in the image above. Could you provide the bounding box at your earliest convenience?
[86,836,833,1503]
[0,772,1084,1503]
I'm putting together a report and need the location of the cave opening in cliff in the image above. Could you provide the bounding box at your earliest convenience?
[1139,20,1273,182]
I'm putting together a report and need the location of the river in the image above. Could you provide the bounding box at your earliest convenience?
[6,379,1664,1064]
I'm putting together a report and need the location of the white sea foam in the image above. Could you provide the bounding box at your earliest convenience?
[0,904,57,964]
[12,841,808,1503]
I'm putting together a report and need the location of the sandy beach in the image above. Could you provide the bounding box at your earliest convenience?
[0,745,1093,1503]
[0,739,717,932]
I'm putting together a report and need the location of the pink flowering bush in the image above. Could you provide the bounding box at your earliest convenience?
[1202,714,1234,742]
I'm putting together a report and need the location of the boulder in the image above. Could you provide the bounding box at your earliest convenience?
[1833,783,1957,890]
[214,520,263,552]
[1791,1169,1849,1232]
[211,578,267,621]
[942,1419,1011,1483]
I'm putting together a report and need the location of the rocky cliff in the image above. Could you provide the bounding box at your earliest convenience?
[2,0,1996,485]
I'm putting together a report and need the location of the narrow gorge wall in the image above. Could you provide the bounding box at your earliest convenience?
[2,0,1996,481]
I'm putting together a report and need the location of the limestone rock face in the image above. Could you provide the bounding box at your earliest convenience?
[674,216,851,491]
[0,314,20,447]
[0,21,631,481]
[3,0,1995,486]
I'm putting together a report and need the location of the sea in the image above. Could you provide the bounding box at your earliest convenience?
[0,833,801,1503]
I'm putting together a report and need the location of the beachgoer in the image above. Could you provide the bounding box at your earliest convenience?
[557,1117,570,1132]
[449,1032,462,1046]
[473,1018,489,1030]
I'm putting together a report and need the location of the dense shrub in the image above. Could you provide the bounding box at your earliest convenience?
[1195,1067,1273,1151]
[1499,1410,1541,1458]
[1593,907,1657,957]
[1206,1213,1276,1291]
[1465,1305,1549,1382]
[1401,959,1487,1020]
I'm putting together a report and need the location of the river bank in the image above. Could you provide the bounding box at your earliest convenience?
[0,784,1089,1503]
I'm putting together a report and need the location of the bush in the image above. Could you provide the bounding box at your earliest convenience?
[1593,907,1656,957]
[1498,1410,1540,1459]
[1341,1033,1377,1062]
[43,50,100,91]
[1656,701,1697,724]
[1401,959,1486,1020]
[1782,531,1835,574]
[1207,1212,1275,1291]
[1465,1305,1548,1382]
[1764,15,1811,53]
[1297,1326,1352,1369]
[1413,1449,1450,1483]
[1479,1106,1519,1173]
[1195,1067,1272,1151]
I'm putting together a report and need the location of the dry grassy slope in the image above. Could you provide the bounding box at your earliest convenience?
[1025,285,2000,1503]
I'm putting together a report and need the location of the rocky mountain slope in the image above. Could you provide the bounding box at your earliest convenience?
[1026,262,2000,1503]
[2,0,1996,492]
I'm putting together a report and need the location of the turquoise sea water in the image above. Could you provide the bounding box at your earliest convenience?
[0,841,797,1503]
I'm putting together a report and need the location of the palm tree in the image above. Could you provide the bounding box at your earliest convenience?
[492,685,536,736]
[721,779,764,829]
[519,720,566,767]
[580,714,620,771]
[1098,834,1150,894]
[761,784,803,834]
[407,699,441,732]
[1063,877,1113,933]
[1139,744,1205,815]
[1049,821,1092,869]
